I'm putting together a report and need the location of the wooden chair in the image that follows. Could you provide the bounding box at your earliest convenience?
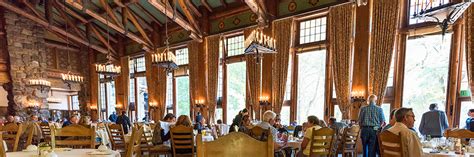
[106,123,127,152]
[140,125,171,157]
[170,125,195,157]
[126,127,144,157]
[248,126,270,141]
[309,127,335,156]
[339,125,360,157]
[378,131,403,157]
[0,133,5,157]
[52,124,95,148]
[0,123,23,152]
[444,129,474,139]
[39,122,52,142]
[196,132,274,157]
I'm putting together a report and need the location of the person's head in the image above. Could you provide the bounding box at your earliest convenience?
[241,108,249,116]
[217,119,222,124]
[176,115,192,127]
[429,103,438,111]
[163,113,176,122]
[6,115,14,123]
[112,111,116,115]
[468,109,474,117]
[121,111,126,115]
[30,115,38,122]
[328,117,337,125]
[70,115,79,124]
[395,107,415,128]
[262,110,277,125]
[389,108,398,125]
[307,115,320,126]
[240,115,251,126]
[79,116,91,126]
[319,120,327,127]
[368,94,377,104]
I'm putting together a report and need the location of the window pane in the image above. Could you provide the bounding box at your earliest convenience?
[297,50,326,124]
[461,52,470,92]
[175,48,189,65]
[226,62,246,124]
[215,108,223,124]
[281,106,290,126]
[176,76,190,116]
[409,0,450,25]
[227,36,245,57]
[71,95,79,110]
[381,103,391,123]
[387,54,395,87]
[136,77,148,121]
[166,74,173,108]
[284,55,292,101]
[403,33,451,129]
[459,101,472,128]
[106,81,116,117]
[299,17,327,44]
[334,105,342,122]
[99,83,106,111]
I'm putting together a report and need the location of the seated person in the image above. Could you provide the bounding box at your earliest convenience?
[328,117,348,134]
[387,107,423,156]
[300,115,323,156]
[62,115,79,127]
[256,110,289,157]
[171,115,194,155]
[238,115,253,134]
[465,109,474,132]
[78,116,92,128]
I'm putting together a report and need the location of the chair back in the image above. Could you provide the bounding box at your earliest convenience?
[249,126,270,141]
[0,123,23,151]
[126,126,144,157]
[378,131,403,157]
[196,132,273,157]
[39,122,52,141]
[140,125,154,153]
[341,125,360,151]
[0,133,5,157]
[444,129,474,139]
[309,127,335,156]
[170,125,194,157]
[52,124,95,148]
[106,123,127,150]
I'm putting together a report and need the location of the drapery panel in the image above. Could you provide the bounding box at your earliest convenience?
[206,35,220,123]
[245,27,262,120]
[466,6,474,99]
[188,41,208,120]
[145,48,167,121]
[368,0,400,105]
[328,3,355,119]
[271,18,294,114]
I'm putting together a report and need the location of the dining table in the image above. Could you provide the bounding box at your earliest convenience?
[6,149,121,157]
[423,148,474,157]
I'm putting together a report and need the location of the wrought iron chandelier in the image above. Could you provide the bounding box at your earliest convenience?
[95,12,121,77]
[244,6,277,64]
[152,0,178,73]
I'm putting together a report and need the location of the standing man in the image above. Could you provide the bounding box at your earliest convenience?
[116,111,132,134]
[419,103,449,138]
[465,109,474,131]
[358,95,385,157]
[108,111,117,122]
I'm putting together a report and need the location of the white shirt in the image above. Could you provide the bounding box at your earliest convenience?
[387,122,423,157]
[160,121,172,135]
[256,121,278,141]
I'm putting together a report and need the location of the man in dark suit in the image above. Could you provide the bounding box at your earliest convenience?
[419,103,449,138]
[116,111,132,134]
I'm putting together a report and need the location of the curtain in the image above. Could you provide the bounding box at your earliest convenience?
[466,6,474,99]
[271,18,293,114]
[368,0,400,105]
[245,27,262,120]
[114,56,130,112]
[188,41,208,120]
[145,49,166,121]
[328,3,355,119]
[206,35,220,123]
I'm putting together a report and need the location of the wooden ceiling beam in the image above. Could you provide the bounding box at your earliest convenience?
[99,0,124,28]
[200,0,213,12]
[54,0,88,23]
[55,2,87,40]
[21,0,46,21]
[89,24,117,54]
[220,0,228,8]
[125,6,153,31]
[135,3,163,27]
[177,0,201,35]
[209,4,250,20]
[244,0,268,25]
[123,7,152,44]
[149,0,202,42]
[66,0,152,51]
[0,1,109,54]
[45,0,53,23]
[188,2,202,17]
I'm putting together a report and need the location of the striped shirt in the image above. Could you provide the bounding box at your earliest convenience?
[358,102,385,127]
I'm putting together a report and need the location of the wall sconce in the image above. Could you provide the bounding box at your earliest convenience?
[27,101,40,110]
[259,96,270,106]
[351,90,366,103]
[115,104,123,109]
[195,99,205,108]
[149,102,158,109]
[89,105,98,110]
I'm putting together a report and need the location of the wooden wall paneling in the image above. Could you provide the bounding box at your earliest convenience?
[445,20,463,127]
[393,0,409,109]
[351,0,371,120]
[89,49,99,121]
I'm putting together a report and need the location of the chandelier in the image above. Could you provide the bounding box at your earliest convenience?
[244,28,277,64]
[412,0,472,35]
[28,79,51,92]
[152,0,178,74]
[61,72,84,89]
[95,13,121,77]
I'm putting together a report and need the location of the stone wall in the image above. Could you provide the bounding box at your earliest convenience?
[4,11,48,117]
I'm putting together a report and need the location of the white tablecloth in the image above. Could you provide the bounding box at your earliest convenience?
[6,149,121,157]
[423,148,474,157]
[202,135,214,142]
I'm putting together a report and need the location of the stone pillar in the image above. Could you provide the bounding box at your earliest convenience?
[4,11,48,118]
